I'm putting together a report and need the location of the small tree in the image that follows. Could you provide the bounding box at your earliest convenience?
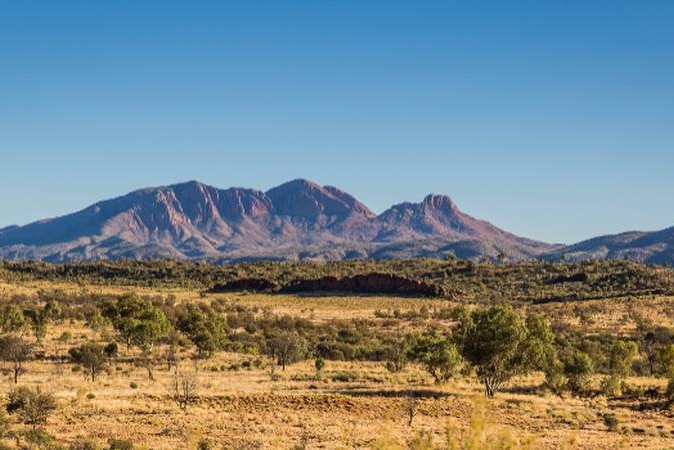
[409,329,461,384]
[563,350,594,395]
[6,387,57,429]
[175,304,227,359]
[103,295,171,352]
[384,334,412,373]
[171,372,198,411]
[69,343,108,382]
[268,332,307,371]
[0,305,26,334]
[23,300,61,343]
[314,356,325,373]
[656,344,674,377]
[0,335,32,383]
[460,306,554,398]
[608,340,638,379]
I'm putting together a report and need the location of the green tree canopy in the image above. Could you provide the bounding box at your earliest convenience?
[460,305,554,397]
[408,328,461,384]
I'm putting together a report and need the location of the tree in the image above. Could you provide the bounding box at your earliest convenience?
[643,327,673,376]
[656,344,674,378]
[176,304,228,359]
[0,335,32,383]
[268,332,307,370]
[170,372,198,411]
[102,295,171,351]
[23,299,61,343]
[408,329,461,384]
[0,305,26,334]
[563,350,594,394]
[6,387,57,429]
[103,295,171,380]
[608,340,638,378]
[69,342,108,382]
[460,305,554,398]
[384,334,412,373]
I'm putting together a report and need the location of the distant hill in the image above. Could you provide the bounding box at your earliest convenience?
[547,227,674,265]
[0,179,557,262]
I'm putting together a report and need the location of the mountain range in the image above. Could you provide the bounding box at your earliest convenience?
[0,179,672,265]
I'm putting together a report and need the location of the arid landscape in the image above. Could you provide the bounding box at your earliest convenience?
[4,2,674,449]
[1,260,674,449]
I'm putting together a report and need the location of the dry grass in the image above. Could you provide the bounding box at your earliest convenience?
[1,279,674,449]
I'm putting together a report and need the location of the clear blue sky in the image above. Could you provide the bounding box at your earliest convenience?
[1,1,673,244]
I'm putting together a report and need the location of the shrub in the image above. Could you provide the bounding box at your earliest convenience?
[603,413,619,431]
[6,387,57,429]
[107,438,133,450]
[563,351,594,395]
[666,377,674,402]
[599,375,622,397]
[103,342,118,358]
[314,356,325,373]
[331,371,358,382]
[70,440,101,450]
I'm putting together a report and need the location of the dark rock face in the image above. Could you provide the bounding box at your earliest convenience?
[209,278,278,292]
[279,273,445,297]
[545,273,590,285]
[0,179,557,262]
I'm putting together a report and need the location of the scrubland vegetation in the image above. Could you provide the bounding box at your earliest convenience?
[0,259,674,448]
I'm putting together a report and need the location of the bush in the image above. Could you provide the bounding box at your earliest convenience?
[666,377,674,402]
[107,438,133,450]
[104,342,118,358]
[331,371,358,382]
[314,356,325,372]
[6,386,57,429]
[563,351,594,395]
[70,441,101,450]
[603,413,619,431]
[600,375,623,397]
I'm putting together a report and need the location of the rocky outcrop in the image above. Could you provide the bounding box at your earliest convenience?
[209,278,278,293]
[279,273,445,297]
[545,273,590,285]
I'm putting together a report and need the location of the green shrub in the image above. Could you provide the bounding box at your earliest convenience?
[6,386,57,428]
[330,371,358,382]
[70,440,101,450]
[603,413,619,431]
[314,356,325,372]
[599,375,622,397]
[107,438,133,450]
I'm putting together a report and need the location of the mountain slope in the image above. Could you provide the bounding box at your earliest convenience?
[0,179,556,262]
[549,227,674,265]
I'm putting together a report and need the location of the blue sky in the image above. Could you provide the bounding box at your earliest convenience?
[1,1,673,244]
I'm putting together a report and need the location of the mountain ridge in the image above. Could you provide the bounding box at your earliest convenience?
[0,179,560,262]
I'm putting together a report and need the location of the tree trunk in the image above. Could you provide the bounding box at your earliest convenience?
[484,380,495,398]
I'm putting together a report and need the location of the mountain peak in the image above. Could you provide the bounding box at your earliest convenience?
[266,179,375,218]
[422,194,458,213]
